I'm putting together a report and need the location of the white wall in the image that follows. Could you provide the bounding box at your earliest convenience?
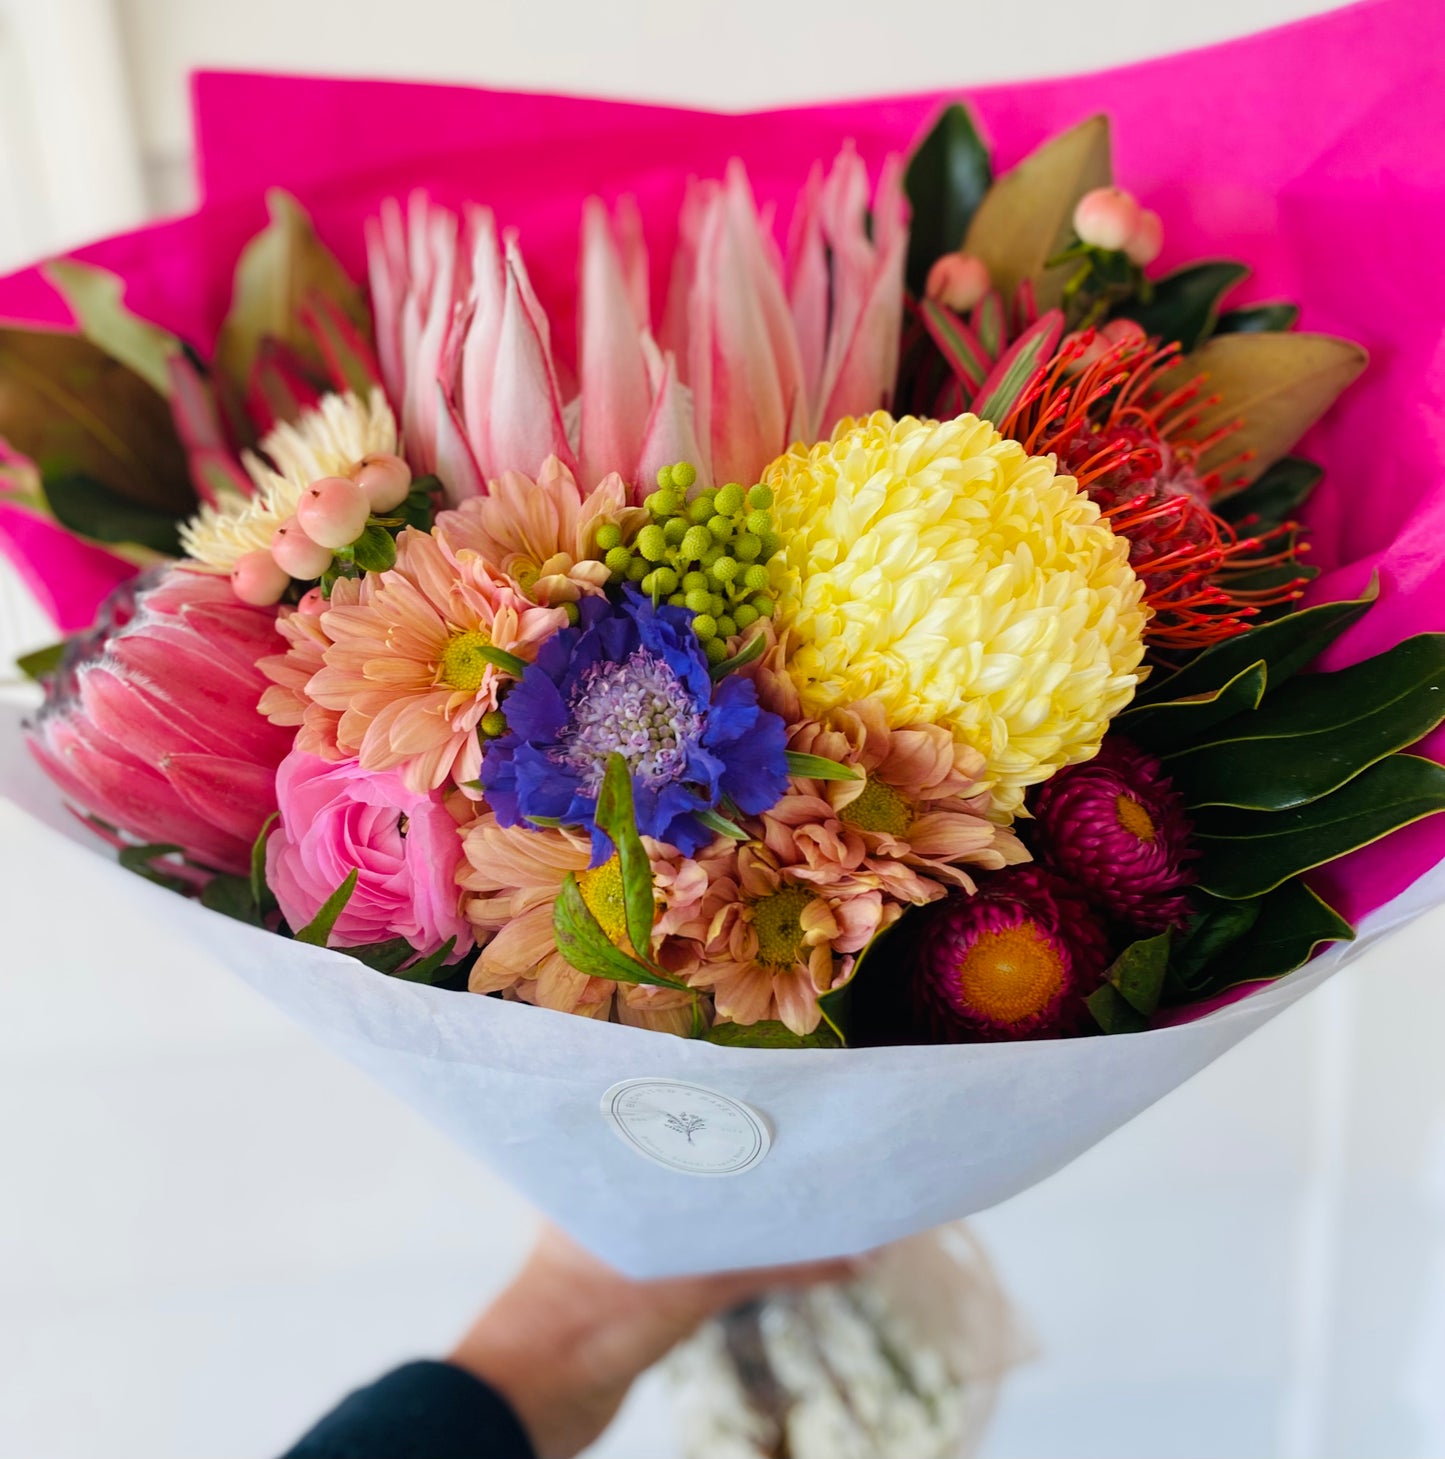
[3,4,1444,1459]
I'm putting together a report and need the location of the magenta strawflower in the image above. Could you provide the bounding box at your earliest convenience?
[1030,737,1195,932]
[901,865,1115,1042]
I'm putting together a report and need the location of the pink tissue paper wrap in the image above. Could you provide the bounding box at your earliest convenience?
[1,0,1442,1274]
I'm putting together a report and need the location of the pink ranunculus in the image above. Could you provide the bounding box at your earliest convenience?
[266,750,474,960]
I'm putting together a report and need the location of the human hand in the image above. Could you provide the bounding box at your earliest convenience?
[448,1224,860,1459]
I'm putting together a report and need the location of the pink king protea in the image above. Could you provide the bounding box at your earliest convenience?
[898,865,1115,1043]
[26,565,293,875]
[1029,737,1196,932]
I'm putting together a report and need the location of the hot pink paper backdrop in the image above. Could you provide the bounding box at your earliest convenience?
[2,0,1442,920]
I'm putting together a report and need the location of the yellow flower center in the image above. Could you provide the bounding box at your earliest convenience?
[752,886,815,968]
[577,857,630,946]
[955,923,1064,1027]
[438,629,494,693]
[1115,794,1156,843]
[838,778,914,836]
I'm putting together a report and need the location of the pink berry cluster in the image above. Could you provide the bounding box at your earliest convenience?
[1072,186,1163,267]
[230,453,413,607]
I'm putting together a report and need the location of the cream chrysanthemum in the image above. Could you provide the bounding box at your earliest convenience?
[766,411,1148,813]
[179,388,398,571]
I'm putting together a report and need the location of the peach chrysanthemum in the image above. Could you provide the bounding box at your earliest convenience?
[290,527,567,792]
[672,842,901,1037]
[459,813,701,1035]
[256,579,360,760]
[435,457,645,606]
[748,652,1027,902]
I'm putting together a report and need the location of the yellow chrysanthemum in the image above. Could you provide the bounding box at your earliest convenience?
[766,411,1148,814]
[179,388,397,571]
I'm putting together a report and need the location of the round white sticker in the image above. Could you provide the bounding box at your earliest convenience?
[600,1078,772,1177]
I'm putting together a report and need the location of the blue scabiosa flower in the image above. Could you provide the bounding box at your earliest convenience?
[481,590,788,857]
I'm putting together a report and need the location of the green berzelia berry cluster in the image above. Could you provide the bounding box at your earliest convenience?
[597,461,781,665]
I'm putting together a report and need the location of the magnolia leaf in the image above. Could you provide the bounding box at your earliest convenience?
[294,868,359,946]
[1086,982,1149,1034]
[1214,302,1300,336]
[1123,661,1268,754]
[1135,578,1377,708]
[963,115,1112,309]
[390,937,458,984]
[1187,880,1352,991]
[1115,261,1248,351]
[1166,634,1445,811]
[0,326,193,513]
[594,751,658,963]
[1193,754,1445,900]
[1105,930,1173,1016]
[43,259,182,396]
[250,811,278,912]
[1160,332,1368,486]
[1169,895,1263,989]
[118,842,189,894]
[216,190,367,395]
[972,310,1065,424]
[1215,456,1323,528]
[904,104,994,295]
[553,874,687,988]
[200,874,263,926]
[351,523,397,573]
[42,471,181,554]
[784,751,862,782]
[16,640,66,681]
[705,1019,842,1050]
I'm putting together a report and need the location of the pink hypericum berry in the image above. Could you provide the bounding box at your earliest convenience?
[296,475,371,550]
[352,453,413,513]
[924,252,991,314]
[231,549,291,606]
[1074,187,1143,253]
[296,586,328,616]
[270,517,335,581]
[1124,208,1164,267]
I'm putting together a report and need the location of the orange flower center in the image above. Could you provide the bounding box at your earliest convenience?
[577,856,629,946]
[838,778,914,836]
[955,923,1065,1027]
[438,629,494,693]
[752,886,815,968]
[1115,793,1156,843]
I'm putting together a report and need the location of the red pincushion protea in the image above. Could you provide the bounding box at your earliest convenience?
[1030,737,1195,932]
[901,865,1115,1043]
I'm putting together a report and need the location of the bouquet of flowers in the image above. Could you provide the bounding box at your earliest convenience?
[3,0,1443,1276]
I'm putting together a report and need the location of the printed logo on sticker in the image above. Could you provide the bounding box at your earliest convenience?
[600,1079,771,1176]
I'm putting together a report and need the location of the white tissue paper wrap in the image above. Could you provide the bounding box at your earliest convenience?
[5,699,1441,1277]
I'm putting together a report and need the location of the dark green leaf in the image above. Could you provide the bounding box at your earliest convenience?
[42,470,182,554]
[250,811,278,912]
[594,751,657,962]
[1215,457,1323,529]
[1134,579,1377,708]
[1166,634,1445,811]
[1086,982,1149,1034]
[390,937,458,984]
[710,629,767,679]
[1169,895,1262,987]
[1213,302,1300,336]
[1193,754,1445,899]
[15,640,66,681]
[1123,661,1268,754]
[118,842,189,894]
[1115,261,1249,351]
[816,921,896,1046]
[295,868,359,946]
[903,105,994,296]
[43,259,181,396]
[351,523,397,573]
[1106,930,1173,1016]
[784,751,863,782]
[705,1019,842,1050]
[696,807,749,841]
[1184,879,1352,994]
[553,874,688,988]
[200,874,263,926]
[342,937,417,974]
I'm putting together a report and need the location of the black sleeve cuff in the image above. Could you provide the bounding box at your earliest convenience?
[280,1359,536,1459]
